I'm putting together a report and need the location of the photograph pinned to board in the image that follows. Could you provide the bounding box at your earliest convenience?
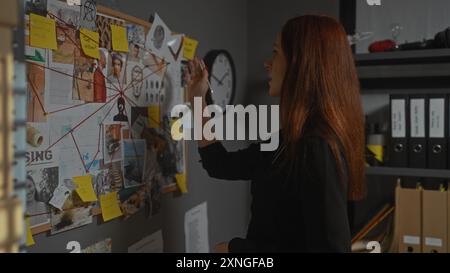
[143,50,168,79]
[130,106,149,138]
[145,13,171,58]
[72,40,96,102]
[105,161,123,193]
[50,190,94,235]
[27,62,47,122]
[26,165,59,204]
[47,0,80,28]
[122,139,146,188]
[92,168,111,197]
[107,52,127,90]
[103,123,124,164]
[125,61,145,105]
[96,13,125,50]
[25,0,48,16]
[26,173,51,228]
[93,48,109,103]
[26,162,59,228]
[126,23,146,62]
[141,127,178,192]
[79,0,97,31]
[119,185,146,219]
[92,161,124,210]
[82,238,112,253]
[111,96,129,123]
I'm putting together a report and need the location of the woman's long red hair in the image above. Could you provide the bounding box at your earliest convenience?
[280,15,366,201]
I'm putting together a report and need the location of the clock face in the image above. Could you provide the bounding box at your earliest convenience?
[208,51,235,110]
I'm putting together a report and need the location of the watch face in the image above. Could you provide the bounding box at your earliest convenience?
[209,52,234,110]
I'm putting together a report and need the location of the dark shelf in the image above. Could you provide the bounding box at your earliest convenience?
[354,48,450,80]
[355,48,450,63]
[366,167,450,179]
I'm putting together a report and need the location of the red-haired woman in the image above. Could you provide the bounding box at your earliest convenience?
[186,15,366,253]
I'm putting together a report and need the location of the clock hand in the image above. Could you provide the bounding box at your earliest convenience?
[219,72,230,85]
[210,74,222,84]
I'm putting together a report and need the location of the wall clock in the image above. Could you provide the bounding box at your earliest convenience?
[203,50,236,110]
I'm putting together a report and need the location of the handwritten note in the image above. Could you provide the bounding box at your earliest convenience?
[148,105,161,128]
[80,28,100,59]
[100,192,123,222]
[73,175,98,202]
[183,36,199,60]
[49,183,72,210]
[29,13,57,50]
[111,24,129,52]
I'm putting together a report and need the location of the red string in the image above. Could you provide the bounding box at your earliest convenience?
[26,93,121,167]
[27,74,47,116]
[26,61,121,94]
[70,132,88,173]
[47,102,91,115]
[25,11,182,209]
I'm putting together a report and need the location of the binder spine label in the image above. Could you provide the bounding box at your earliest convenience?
[429,98,445,138]
[403,235,420,245]
[392,99,406,138]
[425,237,443,247]
[411,99,425,138]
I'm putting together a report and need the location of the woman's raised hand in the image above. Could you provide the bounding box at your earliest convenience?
[184,57,209,104]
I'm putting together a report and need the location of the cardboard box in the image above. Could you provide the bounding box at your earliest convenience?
[396,185,422,253]
[422,189,447,253]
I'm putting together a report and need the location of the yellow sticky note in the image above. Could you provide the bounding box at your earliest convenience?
[29,13,57,50]
[111,24,129,52]
[73,175,98,202]
[148,105,160,128]
[176,173,188,194]
[100,192,123,222]
[26,218,35,247]
[80,28,100,59]
[183,36,199,60]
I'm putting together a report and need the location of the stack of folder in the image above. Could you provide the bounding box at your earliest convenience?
[389,94,448,168]
[395,182,449,253]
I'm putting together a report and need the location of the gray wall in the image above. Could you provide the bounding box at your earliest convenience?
[29,0,250,253]
[245,0,339,106]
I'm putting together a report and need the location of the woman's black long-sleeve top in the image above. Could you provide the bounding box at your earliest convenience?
[198,135,351,253]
